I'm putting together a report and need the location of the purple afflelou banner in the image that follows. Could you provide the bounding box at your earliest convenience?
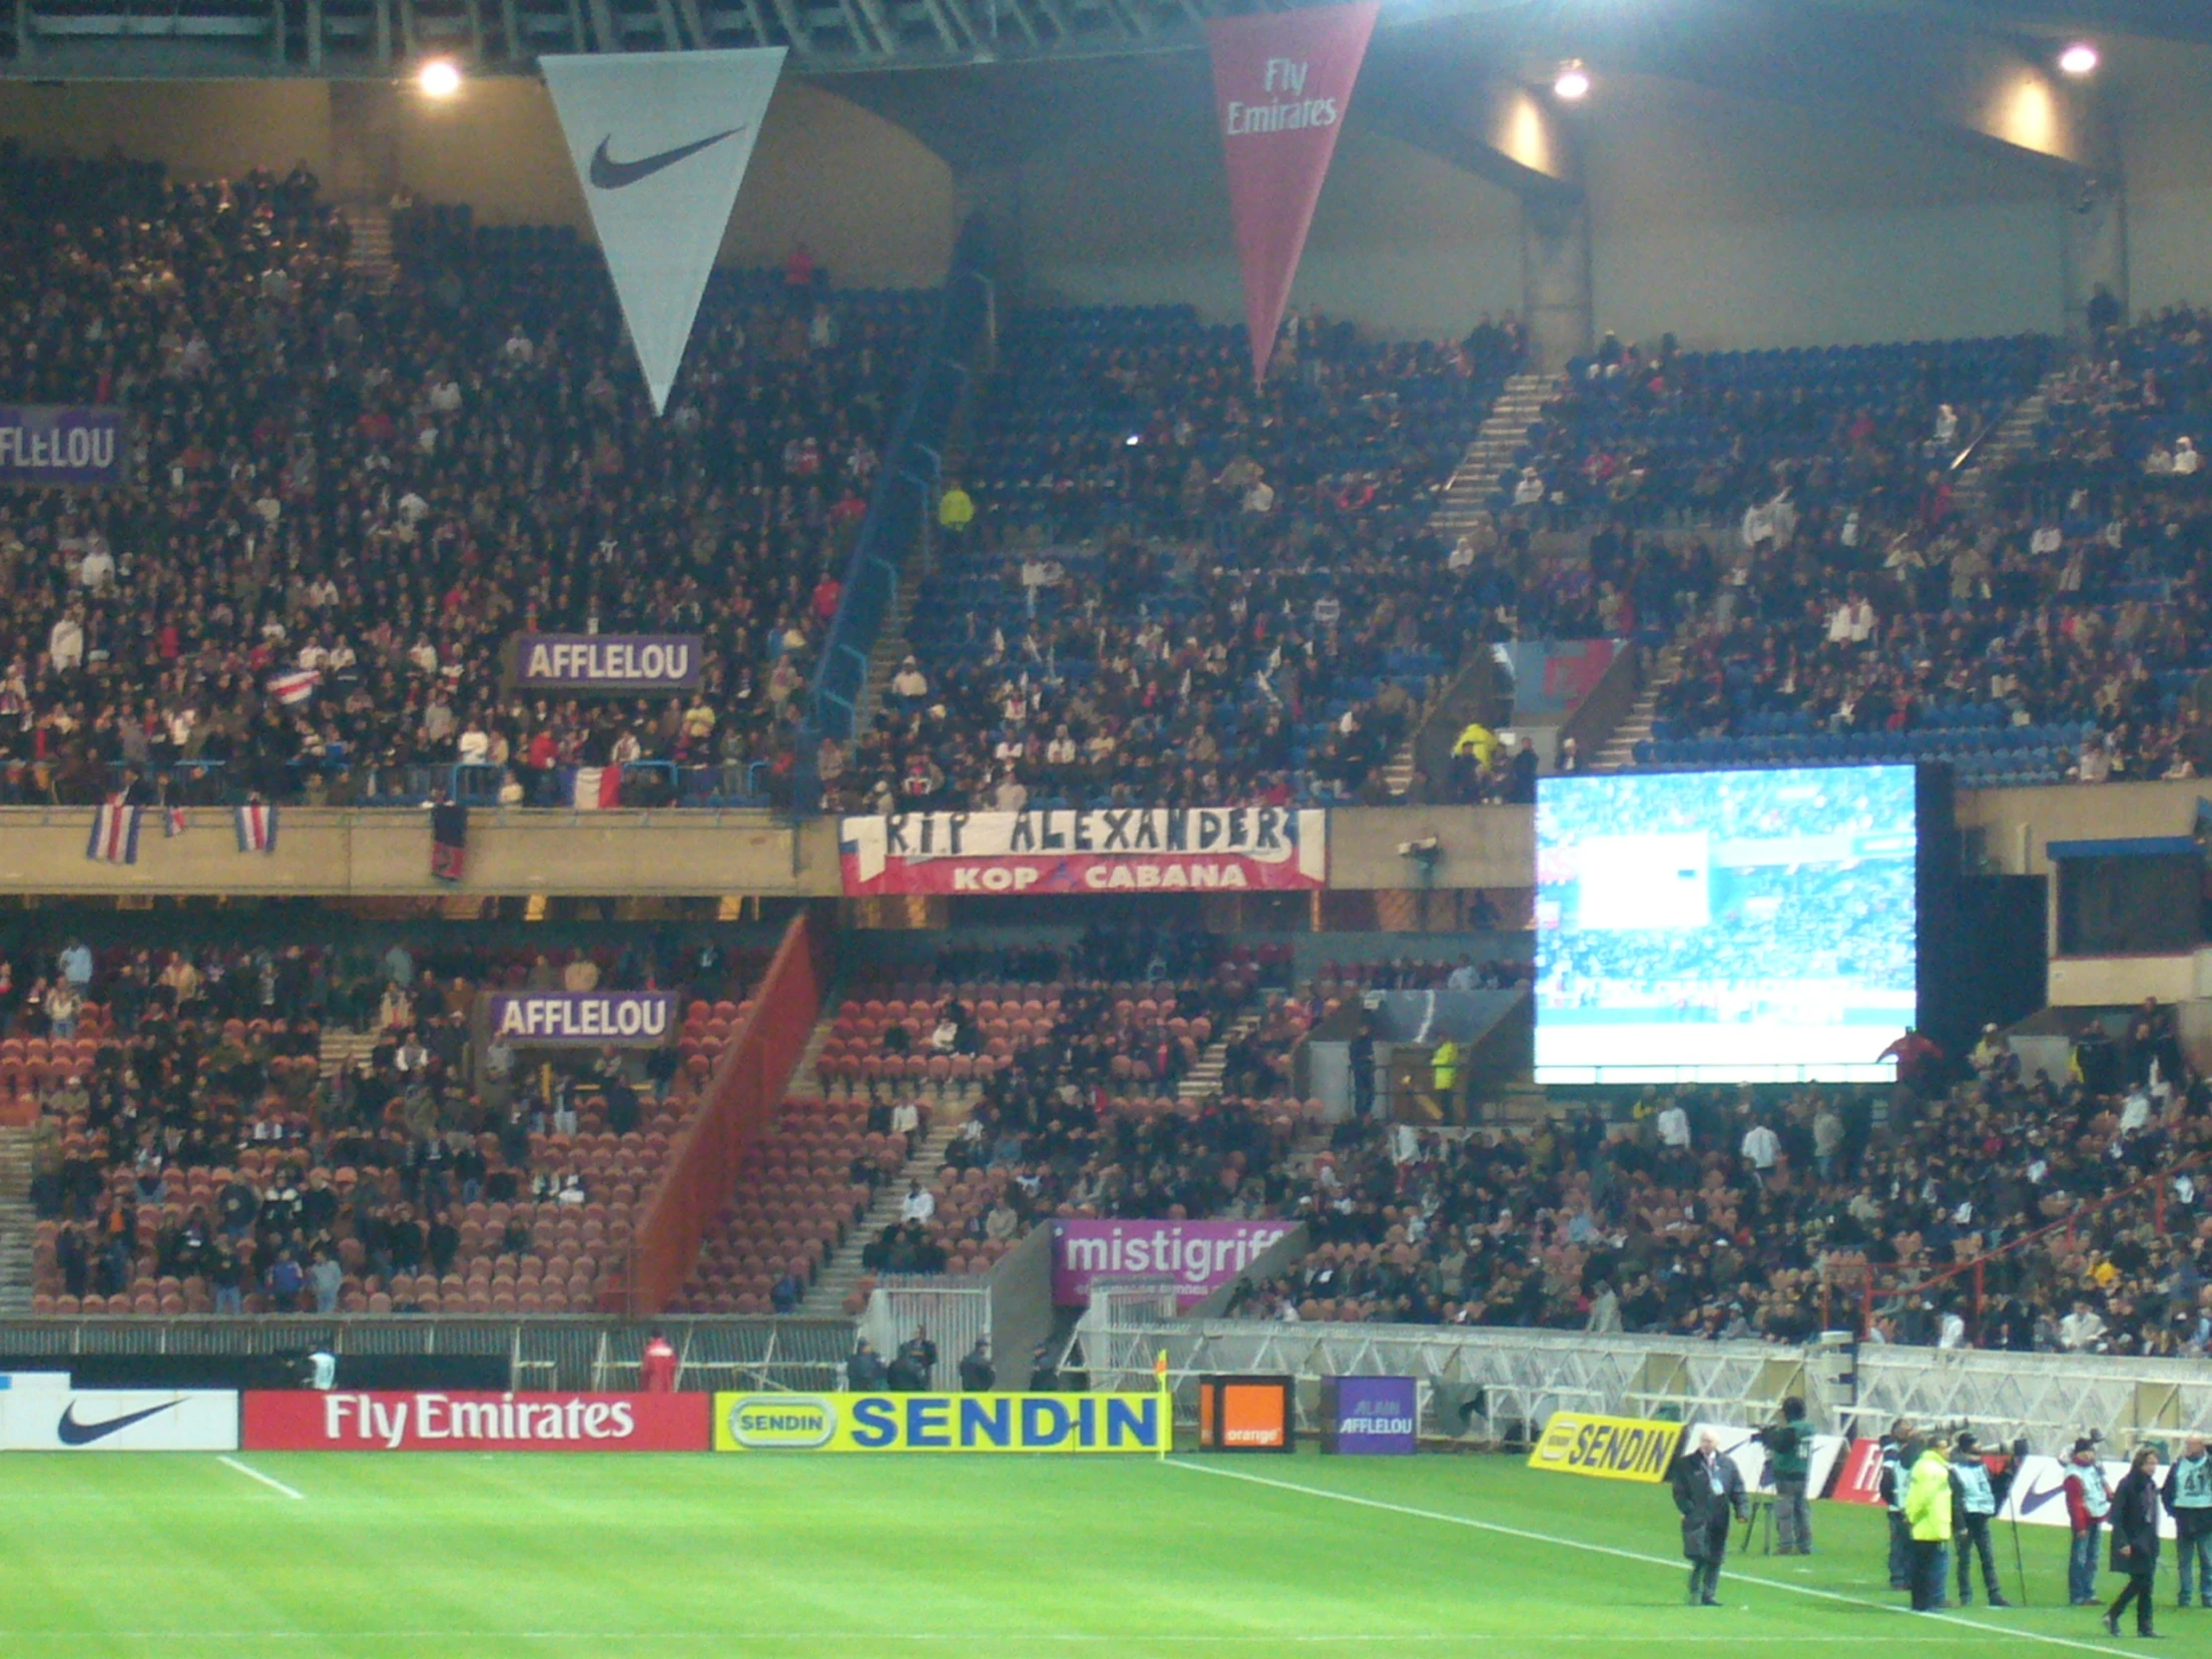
[1330,1376,1416,1454]
[0,406,125,487]
[513,634,703,691]
[485,990,677,1047]
[1051,1219,1294,1307]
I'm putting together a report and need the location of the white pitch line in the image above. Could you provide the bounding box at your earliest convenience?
[217,1455,305,1501]
[0,1636,2003,1646]
[1166,1459,2137,1659]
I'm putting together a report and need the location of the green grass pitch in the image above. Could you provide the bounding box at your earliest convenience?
[0,1447,2163,1658]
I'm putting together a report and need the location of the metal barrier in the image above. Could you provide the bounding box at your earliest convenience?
[807,215,997,756]
[860,1278,991,1389]
[1074,1316,1806,1436]
[1074,1309,2212,1449]
[1847,1348,2212,1448]
[0,1316,855,1392]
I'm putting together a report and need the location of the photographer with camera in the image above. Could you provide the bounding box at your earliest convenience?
[1761,1397,1814,1555]
[1947,1432,2021,1607]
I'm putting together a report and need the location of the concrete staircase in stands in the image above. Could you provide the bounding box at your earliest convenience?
[1429,371,1554,540]
[1175,1012,1261,1102]
[0,1126,34,1314]
[852,582,917,743]
[317,1026,380,1082]
[1375,372,1555,798]
[1594,644,1683,773]
[1949,368,2063,519]
[800,1120,956,1318]
[338,201,396,291]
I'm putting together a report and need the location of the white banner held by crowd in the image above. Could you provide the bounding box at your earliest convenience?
[541,48,787,414]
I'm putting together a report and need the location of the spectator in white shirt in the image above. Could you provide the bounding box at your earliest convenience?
[900,1181,936,1224]
[1741,1122,1781,1179]
[1657,1102,1691,1151]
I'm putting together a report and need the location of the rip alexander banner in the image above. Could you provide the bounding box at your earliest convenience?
[838,809,1328,895]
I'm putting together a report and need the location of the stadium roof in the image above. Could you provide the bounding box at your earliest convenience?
[5,0,2204,83]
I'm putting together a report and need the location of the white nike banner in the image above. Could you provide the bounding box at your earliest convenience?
[541,47,787,414]
[0,1385,240,1451]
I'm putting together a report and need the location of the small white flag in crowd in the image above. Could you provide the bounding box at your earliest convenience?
[268,669,319,707]
[571,767,622,811]
[87,801,141,865]
[164,806,189,838]
[235,803,278,854]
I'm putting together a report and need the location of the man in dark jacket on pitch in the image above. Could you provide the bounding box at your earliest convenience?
[2106,1446,2164,1639]
[1672,1429,1750,1606]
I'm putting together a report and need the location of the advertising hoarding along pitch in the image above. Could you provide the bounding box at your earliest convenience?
[512,634,704,692]
[243,1390,709,1450]
[484,991,676,1048]
[713,1391,1167,1452]
[1320,1376,1416,1454]
[0,1380,239,1451]
[840,809,1327,896]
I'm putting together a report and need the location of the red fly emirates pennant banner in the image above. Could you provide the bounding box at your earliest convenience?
[1207,0,1379,384]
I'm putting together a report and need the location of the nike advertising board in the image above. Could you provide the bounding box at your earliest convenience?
[0,1385,240,1451]
[541,48,788,414]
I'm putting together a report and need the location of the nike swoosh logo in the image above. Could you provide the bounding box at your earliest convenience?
[588,127,745,191]
[57,1398,180,1445]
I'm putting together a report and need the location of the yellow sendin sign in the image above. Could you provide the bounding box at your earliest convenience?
[1527,1411,1684,1482]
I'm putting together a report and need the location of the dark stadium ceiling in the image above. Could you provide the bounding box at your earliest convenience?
[4,0,2206,80]
[1,0,2199,190]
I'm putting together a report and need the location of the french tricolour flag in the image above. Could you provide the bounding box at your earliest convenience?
[235,803,278,853]
[571,767,621,811]
[87,801,141,864]
[268,669,319,707]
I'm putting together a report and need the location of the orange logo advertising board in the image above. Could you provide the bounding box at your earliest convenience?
[1197,1375,1295,1453]
[1220,1383,1288,1448]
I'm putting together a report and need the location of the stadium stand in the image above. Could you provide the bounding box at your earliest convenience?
[22,938,764,1315]
[1225,1063,2210,1360]
[839,307,1528,811]
[0,151,930,810]
[1506,334,2054,529]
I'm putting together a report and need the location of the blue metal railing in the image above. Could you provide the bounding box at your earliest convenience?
[805,216,997,782]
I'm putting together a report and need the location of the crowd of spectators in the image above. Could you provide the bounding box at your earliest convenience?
[1616,315,2212,786]
[1225,1026,2210,1358]
[1507,331,2049,530]
[0,148,929,809]
[22,931,759,1313]
[828,307,1530,812]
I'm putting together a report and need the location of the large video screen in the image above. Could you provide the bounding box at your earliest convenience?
[1535,766,1920,1084]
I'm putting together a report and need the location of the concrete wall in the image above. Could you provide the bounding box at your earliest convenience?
[1953,780,2208,876]
[8,55,2212,344]
[0,80,334,178]
[2114,39,2212,313]
[400,77,955,286]
[1577,74,2067,350]
[0,809,827,897]
[0,77,955,290]
[1017,94,1525,341]
[0,787,2173,898]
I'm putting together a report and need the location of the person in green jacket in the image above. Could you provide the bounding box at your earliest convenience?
[1905,1434,1955,1611]
[1429,1039,1460,1119]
